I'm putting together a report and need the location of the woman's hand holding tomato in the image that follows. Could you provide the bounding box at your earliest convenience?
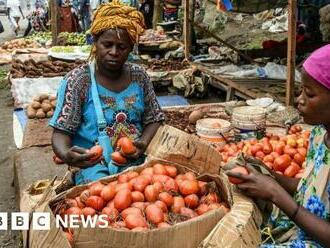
[122,140,148,160]
[226,165,281,202]
[63,146,103,168]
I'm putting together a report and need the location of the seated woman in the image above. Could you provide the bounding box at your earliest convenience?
[228,45,330,247]
[50,0,164,185]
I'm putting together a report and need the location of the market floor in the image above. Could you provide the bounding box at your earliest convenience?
[0,88,21,247]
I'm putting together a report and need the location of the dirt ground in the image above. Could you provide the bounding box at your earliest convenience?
[0,11,28,248]
[0,88,22,248]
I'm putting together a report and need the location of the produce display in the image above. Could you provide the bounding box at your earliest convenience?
[165,108,229,134]
[57,32,87,46]
[0,39,40,53]
[53,164,229,245]
[216,125,310,178]
[10,59,85,78]
[50,45,91,54]
[26,94,57,119]
[27,32,52,44]
[148,59,190,71]
[50,46,75,53]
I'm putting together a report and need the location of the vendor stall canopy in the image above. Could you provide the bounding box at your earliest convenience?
[231,0,330,13]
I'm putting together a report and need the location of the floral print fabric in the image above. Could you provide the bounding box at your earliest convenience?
[262,126,330,247]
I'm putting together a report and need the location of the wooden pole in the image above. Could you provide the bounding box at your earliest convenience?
[153,0,162,30]
[51,0,59,45]
[286,0,297,106]
[184,0,191,60]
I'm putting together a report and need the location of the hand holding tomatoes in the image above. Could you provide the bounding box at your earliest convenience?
[62,146,102,168]
[226,164,281,201]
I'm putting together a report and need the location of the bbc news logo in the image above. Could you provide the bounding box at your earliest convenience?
[0,212,112,230]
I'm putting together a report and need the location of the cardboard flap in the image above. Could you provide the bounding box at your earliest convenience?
[146,125,223,175]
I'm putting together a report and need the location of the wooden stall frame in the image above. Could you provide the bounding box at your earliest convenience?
[183,0,298,106]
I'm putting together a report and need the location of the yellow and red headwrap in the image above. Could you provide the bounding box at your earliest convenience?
[90,0,146,44]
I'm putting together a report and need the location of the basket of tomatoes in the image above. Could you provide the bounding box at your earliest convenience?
[216,125,310,178]
[49,161,231,248]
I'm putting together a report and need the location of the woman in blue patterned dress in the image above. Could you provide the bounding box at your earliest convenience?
[227,45,330,247]
[50,1,164,185]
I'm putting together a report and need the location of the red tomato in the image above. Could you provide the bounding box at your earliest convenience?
[145,204,164,224]
[126,171,139,180]
[131,202,149,211]
[153,163,167,175]
[273,154,291,172]
[274,144,284,155]
[89,182,104,196]
[118,174,129,183]
[294,153,305,165]
[200,192,219,204]
[228,166,249,184]
[141,167,154,176]
[262,142,273,155]
[100,185,116,202]
[263,154,274,163]
[89,145,103,161]
[284,147,297,158]
[115,183,133,193]
[180,207,198,219]
[131,191,145,202]
[158,192,174,207]
[102,207,119,222]
[155,200,168,213]
[250,144,263,156]
[118,137,136,155]
[270,152,280,158]
[184,172,196,181]
[153,181,164,193]
[114,189,132,211]
[144,185,158,202]
[66,207,83,218]
[163,178,179,193]
[172,196,185,213]
[121,207,143,220]
[179,180,199,196]
[133,176,150,192]
[86,196,105,211]
[297,147,307,158]
[152,174,171,184]
[164,165,177,178]
[255,151,266,159]
[111,151,127,165]
[184,194,199,209]
[196,204,210,215]
[125,214,148,229]
[284,163,300,177]
[198,181,208,196]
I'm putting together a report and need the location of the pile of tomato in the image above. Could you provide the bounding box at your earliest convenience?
[58,164,229,243]
[216,125,310,178]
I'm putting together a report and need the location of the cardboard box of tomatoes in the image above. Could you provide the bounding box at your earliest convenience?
[25,125,262,248]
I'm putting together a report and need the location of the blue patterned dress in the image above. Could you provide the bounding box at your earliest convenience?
[49,63,165,185]
[262,126,330,247]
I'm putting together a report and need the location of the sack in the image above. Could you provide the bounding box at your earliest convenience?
[0,20,4,33]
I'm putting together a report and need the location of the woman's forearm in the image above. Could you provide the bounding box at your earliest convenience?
[52,129,73,160]
[272,186,330,247]
[140,122,161,145]
[273,173,301,195]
